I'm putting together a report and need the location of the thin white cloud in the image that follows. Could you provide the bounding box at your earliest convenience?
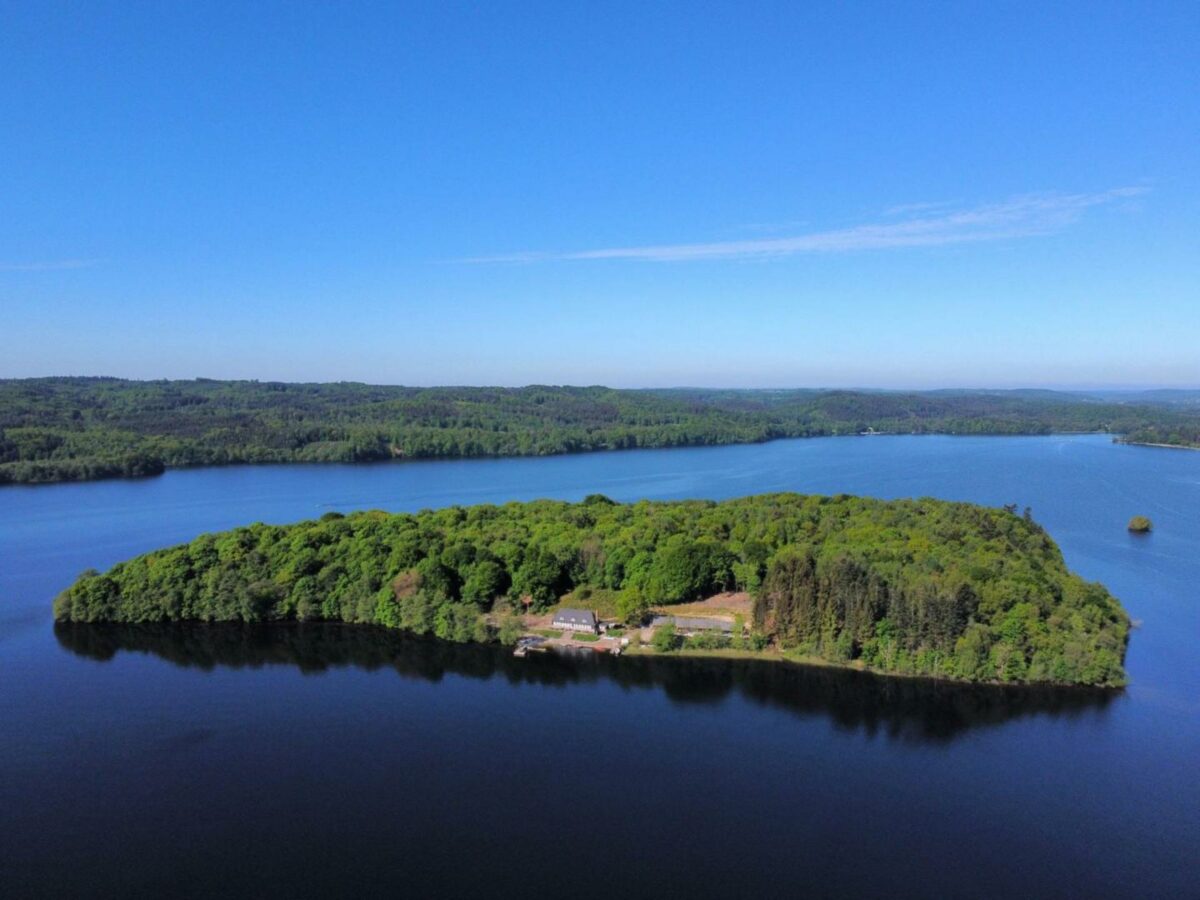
[732,219,813,234]
[880,199,960,217]
[0,258,102,272]
[465,186,1147,264]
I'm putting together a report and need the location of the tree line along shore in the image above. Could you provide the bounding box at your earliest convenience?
[3,378,1199,485]
[54,493,1131,686]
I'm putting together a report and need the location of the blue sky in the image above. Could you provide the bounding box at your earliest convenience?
[2,1,1197,388]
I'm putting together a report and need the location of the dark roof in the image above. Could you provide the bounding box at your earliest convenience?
[551,608,597,627]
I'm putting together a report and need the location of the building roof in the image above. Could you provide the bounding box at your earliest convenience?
[551,608,597,627]
[651,615,734,632]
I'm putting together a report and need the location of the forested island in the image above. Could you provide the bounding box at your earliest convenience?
[4,377,1200,485]
[54,493,1130,686]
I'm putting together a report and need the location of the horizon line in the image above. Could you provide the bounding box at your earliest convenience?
[2,374,1196,393]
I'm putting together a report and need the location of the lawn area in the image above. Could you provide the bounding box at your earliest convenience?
[572,632,600,642]
[535,629,562,639]
[549,586,622,619]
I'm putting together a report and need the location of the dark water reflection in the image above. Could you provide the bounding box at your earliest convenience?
[56,621,1118,744]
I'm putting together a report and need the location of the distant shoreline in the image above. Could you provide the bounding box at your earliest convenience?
[5,379,1197,486]
[1118,440,1200,452]
[6,429,1184,490]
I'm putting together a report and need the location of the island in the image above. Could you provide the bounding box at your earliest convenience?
[5,377,1200,485]
[54,493,1130,686]
[1127,515,1153,533]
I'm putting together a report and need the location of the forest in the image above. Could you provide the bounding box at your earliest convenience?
[3,377,1199,484]
[1118,423,1200,450]
[54,493,1130,686]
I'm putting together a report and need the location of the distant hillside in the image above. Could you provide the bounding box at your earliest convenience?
[1081,389,1200,408]
[2,377,1198,484]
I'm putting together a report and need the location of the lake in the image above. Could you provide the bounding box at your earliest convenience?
[1,435,1197,898]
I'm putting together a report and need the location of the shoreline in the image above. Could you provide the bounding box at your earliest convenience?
[6,429,1167,489]
[1117,440,1200,452]
[605,640,1125,691]
[50,616,1123,691]
[87,611,1126,689]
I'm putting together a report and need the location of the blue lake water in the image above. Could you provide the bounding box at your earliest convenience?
[1,435,1197,897]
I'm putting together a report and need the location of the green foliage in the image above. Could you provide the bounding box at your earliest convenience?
[643,537,729,604]
[462,559,508,605]
[496,614,525,646]
[651,622,679,652]
[1120,423,1200,450]
[753,505,1129,686]
[53,493,1130,685]
[4,377,1198,485]
[685,631,731,651]
[615,588,649,624]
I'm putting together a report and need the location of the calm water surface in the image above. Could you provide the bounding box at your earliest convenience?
[2,435,1197,898]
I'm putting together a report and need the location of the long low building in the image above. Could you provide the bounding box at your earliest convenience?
[650,615,735,634]
[551,608,598,634]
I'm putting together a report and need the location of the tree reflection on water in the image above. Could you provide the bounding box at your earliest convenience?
[55,621,1119,744]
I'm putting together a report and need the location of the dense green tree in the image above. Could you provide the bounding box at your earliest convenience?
[496,614,524,646]
[462,559,508,605]
[644,538,720,604]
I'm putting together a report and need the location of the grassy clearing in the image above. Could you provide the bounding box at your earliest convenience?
[650,606,741,622]
[651,593,752,620]
[549,586,623,619]
[535,629,562,639]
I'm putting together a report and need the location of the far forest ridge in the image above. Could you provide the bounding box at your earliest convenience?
[2,378,1199,485]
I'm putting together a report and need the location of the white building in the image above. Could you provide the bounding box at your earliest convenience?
[551,608,598,634]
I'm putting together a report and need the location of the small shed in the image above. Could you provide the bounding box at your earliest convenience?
[551,608,598,634]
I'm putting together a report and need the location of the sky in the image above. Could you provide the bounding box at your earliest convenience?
[1,1,1197,389]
